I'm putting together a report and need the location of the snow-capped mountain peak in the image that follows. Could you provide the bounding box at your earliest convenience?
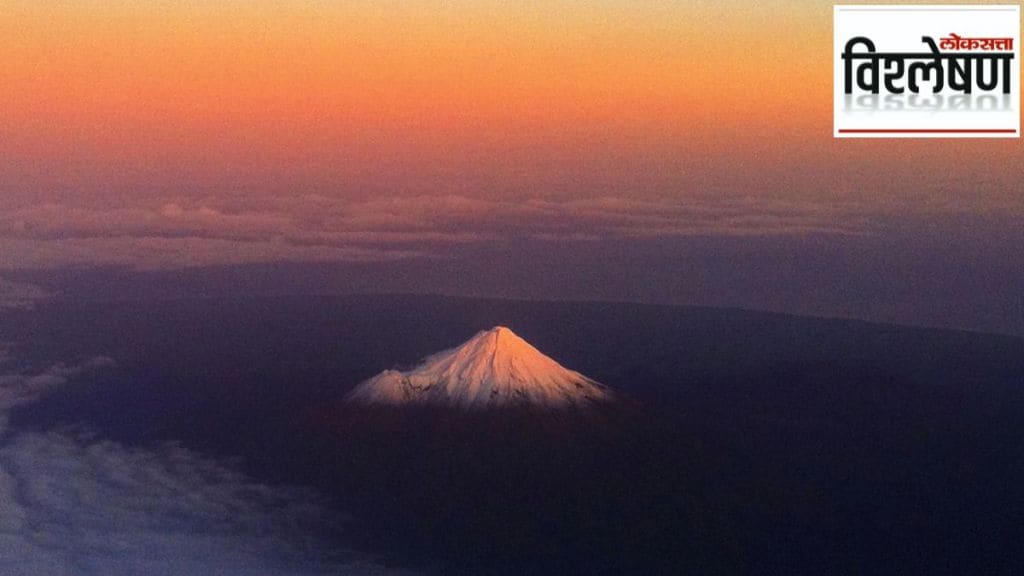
[345,326,614,409]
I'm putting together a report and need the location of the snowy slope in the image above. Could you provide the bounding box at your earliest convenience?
[346,327,614,409]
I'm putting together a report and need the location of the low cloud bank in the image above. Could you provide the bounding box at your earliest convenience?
[0,277,51,309]
[0,195,874,270]
[0,354,408,575]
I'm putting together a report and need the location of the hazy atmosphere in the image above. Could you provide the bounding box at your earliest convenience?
[2,2,1022,575]
[2,1,1021,333]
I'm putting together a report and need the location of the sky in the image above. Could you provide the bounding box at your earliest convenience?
[1,1,1022,333]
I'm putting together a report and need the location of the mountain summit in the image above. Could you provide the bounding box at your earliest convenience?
[345,326,614,409]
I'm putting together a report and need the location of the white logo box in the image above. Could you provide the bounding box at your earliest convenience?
[834,5,1020,138]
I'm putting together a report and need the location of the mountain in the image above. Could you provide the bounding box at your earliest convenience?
[345,326,615,409]
[7,295,1024,575]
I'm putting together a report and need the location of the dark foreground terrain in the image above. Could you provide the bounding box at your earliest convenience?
[3,294,1023,574]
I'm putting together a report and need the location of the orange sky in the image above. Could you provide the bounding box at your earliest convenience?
[0,1,1020,210]
[0,2,1022,335]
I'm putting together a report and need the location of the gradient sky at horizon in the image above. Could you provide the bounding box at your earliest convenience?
[3,1,1021,205]
[1,1,1022,333]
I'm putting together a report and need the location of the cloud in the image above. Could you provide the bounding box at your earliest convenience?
[0,433,400,576]
[0,355,411,575]
[0,195,879,270]
[0,236,422,271]
[0,356,114,412]
[0,277,51,309]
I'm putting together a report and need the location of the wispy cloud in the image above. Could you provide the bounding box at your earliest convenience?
[0,433,399,576]
[0,195,877,270]
[0,277,51,309]
[0,354,410,575]
[0,356,114,412]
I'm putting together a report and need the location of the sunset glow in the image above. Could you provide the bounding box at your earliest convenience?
[1,1,1022,335]
[3,1,1019,209]
[2,5,1024,573]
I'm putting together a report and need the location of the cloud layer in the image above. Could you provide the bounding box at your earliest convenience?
[0,195,876,270]
[0,277,51,309]
[0,356,114,412]
[0,355,407,575]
